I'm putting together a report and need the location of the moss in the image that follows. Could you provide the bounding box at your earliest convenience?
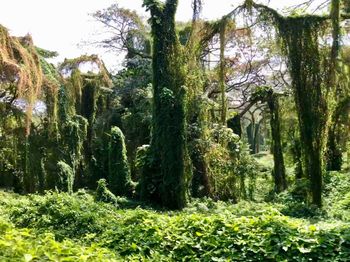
[0,26,43,136]
[55,115,88,190]
[59,55,111,87]
[267,92,287,193]
[59,55,113,188]
[0,25,47,193]
[38,52,61,139]
[250,86,287,192]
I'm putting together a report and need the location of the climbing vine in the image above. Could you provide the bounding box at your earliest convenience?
[140,0,188,209]
[244,0,340,206]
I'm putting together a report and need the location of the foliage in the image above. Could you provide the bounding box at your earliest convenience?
[8,191,111,240]
[0,221,118,261]
[202,124,259,201]
[140,0,188,209]
[324,171,350,221]
[57,161,74,194]
[1,190,350,261]
[95,178,119,206]
[108,126,135,196]
[1,3,350,261]
[248,1,340,206]
[91,3,150,59]
[112,57,152,177]
[0,26,43,135]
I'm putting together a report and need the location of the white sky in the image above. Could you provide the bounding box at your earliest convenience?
[0,0,325,70]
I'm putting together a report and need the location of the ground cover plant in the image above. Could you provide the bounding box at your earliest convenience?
[1,0,350,261]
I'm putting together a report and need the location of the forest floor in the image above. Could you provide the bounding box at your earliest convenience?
[0,155,350,261]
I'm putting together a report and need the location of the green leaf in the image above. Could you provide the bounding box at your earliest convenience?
[24,254,33,262]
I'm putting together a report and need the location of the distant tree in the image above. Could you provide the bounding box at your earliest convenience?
[90,4,151,59]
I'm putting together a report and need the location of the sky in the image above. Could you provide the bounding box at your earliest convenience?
[0,0,325,71]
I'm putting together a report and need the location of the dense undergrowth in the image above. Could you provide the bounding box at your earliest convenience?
[1,169,350,262]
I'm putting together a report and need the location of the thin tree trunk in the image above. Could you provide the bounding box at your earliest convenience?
[268,95,287,193]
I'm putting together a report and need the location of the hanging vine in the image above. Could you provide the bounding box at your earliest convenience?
[243,0,340,206]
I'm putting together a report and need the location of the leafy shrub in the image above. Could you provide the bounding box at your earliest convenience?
[3,191,350,261]
[57,160,74,194]
[9,191,112,240]
[108,126,135,197]
[0,191,118,261]
[204,125,259,201]
[95,178,119,206]
[324,171,350,221]
[0,221,119,262]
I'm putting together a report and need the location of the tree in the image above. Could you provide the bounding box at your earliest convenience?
[90,4,151,59]
[141,0,187,209]
[245,0,341,206]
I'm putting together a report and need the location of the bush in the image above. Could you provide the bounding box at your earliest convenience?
[0,222,118,262]
[57,161,74,194]
[0,191,118,261]
[9,191,111,240]
[3,191,350,261]
[108,126,135,197]
[95,178,118,206]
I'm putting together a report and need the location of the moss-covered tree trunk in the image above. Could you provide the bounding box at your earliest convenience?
[326,127,343,171]
[326,0,342,171]
[189,105,211,198]
[267,94,287,193]
[283,21,329,206]
[247,121,260,154]
[141,0,187,209]
[326,96,350,170]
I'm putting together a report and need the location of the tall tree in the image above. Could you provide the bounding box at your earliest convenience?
[245,0,341,206]
[141,0,187,209]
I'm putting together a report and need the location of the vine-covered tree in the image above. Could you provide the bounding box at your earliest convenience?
[245,0,341,206]
[141,0,188,209]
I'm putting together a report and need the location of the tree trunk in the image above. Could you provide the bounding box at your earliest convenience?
[141,0,187,209]
[326,127,342,171]
[268,95,287,193]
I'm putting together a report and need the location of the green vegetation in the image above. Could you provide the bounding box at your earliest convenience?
[1,183,350,261]
[108,126,135,197]
[1,0,350,260]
